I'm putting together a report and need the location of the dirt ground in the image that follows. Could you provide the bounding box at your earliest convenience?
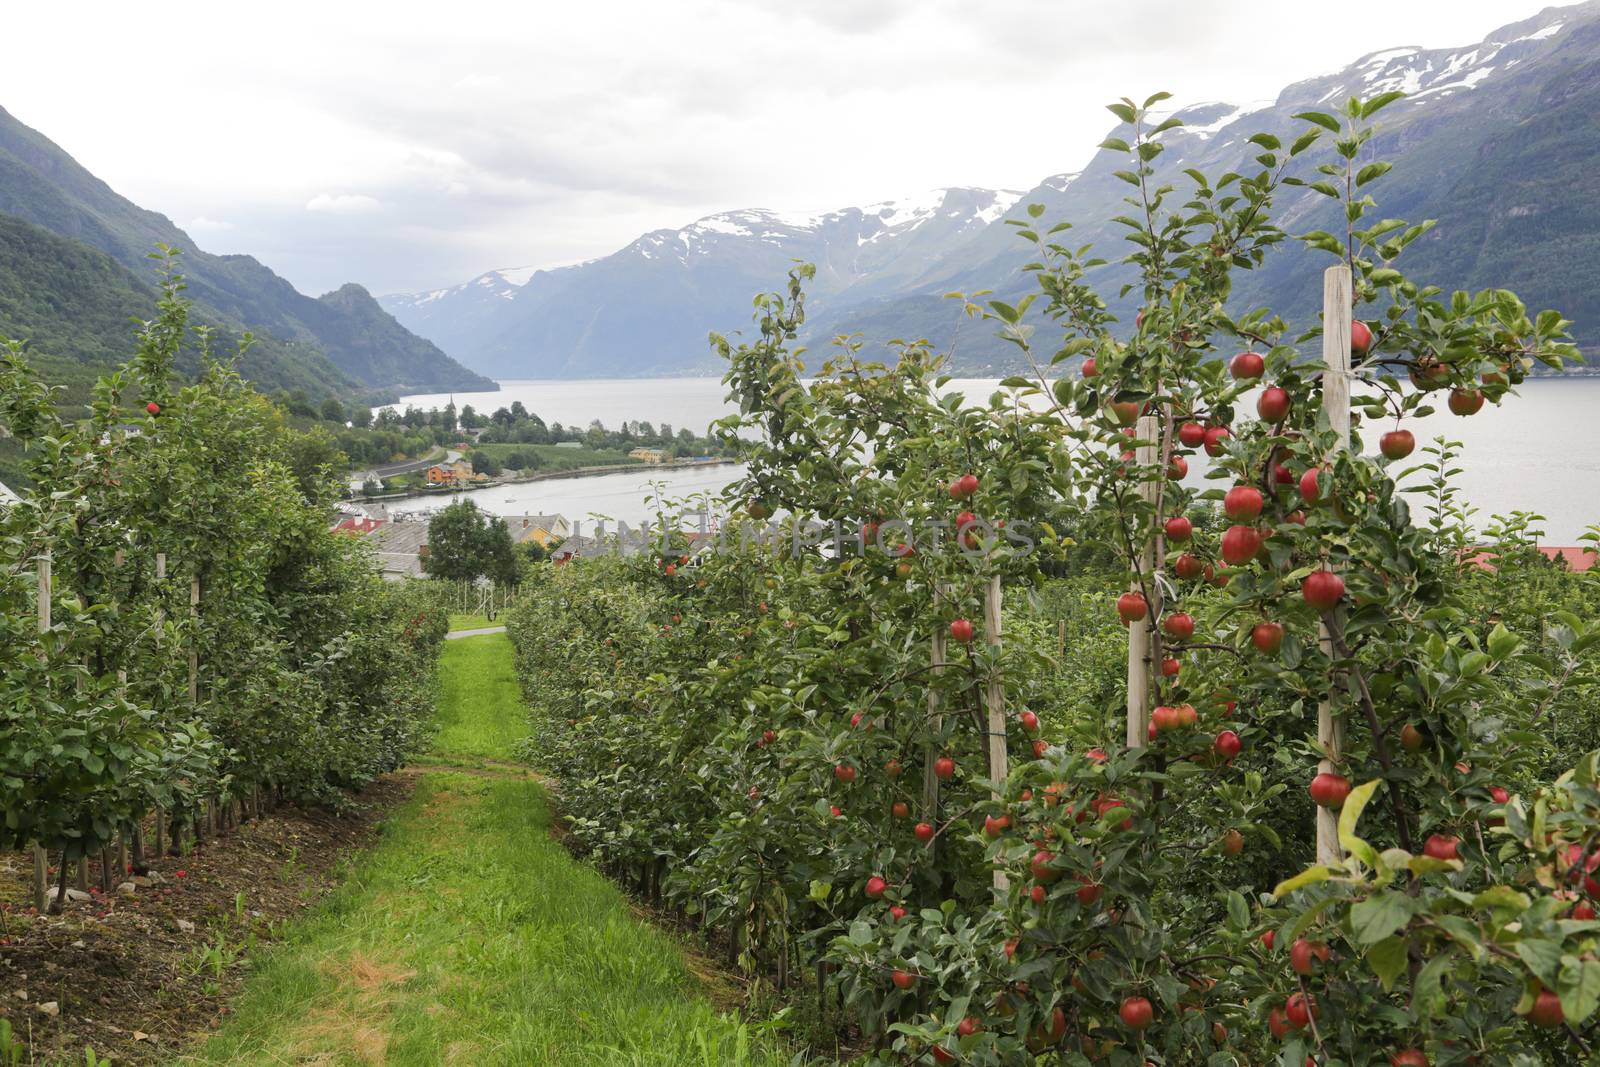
[0,776,414,1065]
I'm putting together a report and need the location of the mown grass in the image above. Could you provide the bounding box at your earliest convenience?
[185,633,785,1066]
[446,612,497,632]
[431,633,527,760]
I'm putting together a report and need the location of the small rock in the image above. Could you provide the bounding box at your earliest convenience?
[176,919,195,933]
[13,989,26,1000]
[37,1001,58,1017]
[47,887,92,904]
[132,872,166,887]
[70,940,85,949]
[117,881,137,896]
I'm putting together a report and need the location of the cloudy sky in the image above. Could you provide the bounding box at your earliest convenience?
[2,0,1561,296]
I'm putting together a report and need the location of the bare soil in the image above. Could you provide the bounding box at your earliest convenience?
[0,776,413,1065]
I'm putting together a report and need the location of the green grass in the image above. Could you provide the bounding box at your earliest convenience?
[471,442,645,472]
[432,633,527,760]
[447,612,497,632]
[184,631,784,1067]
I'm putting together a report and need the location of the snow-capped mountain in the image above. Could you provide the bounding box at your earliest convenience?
[381,188,1025,378]
[385,0,1600,378]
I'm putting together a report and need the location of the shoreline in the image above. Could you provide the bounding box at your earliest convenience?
[347,456,738,504]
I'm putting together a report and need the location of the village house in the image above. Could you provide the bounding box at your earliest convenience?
[426,461,483,487]
[507,514,572,547]
[627,447,667,464]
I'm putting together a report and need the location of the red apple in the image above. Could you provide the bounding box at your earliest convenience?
[885,758,902,777]
[1529,988,1565,1029]
[1081,357,1098,378]
[1423,834,1459,861]
[914,822,935,842]
[145,401,161,415]
[1380,429,1415,460]
[1160,657,1181,677]
[1285,992,1317,1029]
[1222,829,1244,856]
[1350,319,1373,356]
[958,1016,981,1038]
[1302,570,1345,610]
[934,757,956,780]
[1391,1051,1428,1067]
[1221,525,1262,566]
[1261,929,1276,951]
[1119,996,1154,1030]
[952,473,980,498]
[891,801,909,819]
[1448,388,1485,416]
[1167,455,1188,480]
[1115,592,1149,624]
[1257,385,1291,423]
[955,510,977,531]
[1400,724,1424,753]
[1215,730,1241,761]
[1110,400,1141,426]
[1029,883,1046,904]
[949,618,976,643]
[1251,621,1285,654]
[1162,612,1195,640]
[1030,850,1060,884]
[1223,485,1263,521]
[834,763,856,783]
[1203,425,1231,457]
[892,969,917,990]
[1230,352,1265,380]
[1020,710,1040,733]
[1290,937,1329,975]
[1178,421,1206,447]
[1299,468,1324,504]
[1309,772,1351,809]
[865,876,887,899]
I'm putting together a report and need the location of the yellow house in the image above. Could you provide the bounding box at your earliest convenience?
[509,514,572,547]
[628,447,666,464]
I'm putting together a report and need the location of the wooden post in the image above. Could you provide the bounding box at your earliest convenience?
[32,551,52,911]
[1317,265,1354,866]
[1125,414,1160,749]
[188,576,200,705]
[155,552,166,856]
[983,576,1008,894]
[921,588,946,823]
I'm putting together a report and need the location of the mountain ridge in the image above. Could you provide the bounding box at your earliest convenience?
[0,104,495,399]
[384,1,1598,379]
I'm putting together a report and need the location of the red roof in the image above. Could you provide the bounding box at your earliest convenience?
[1464,546,1596,573]
[333,516,385,536]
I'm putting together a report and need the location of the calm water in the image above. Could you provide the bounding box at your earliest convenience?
[383,376,1600,540]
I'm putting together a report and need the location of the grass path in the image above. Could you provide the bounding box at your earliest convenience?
[185,633,784,1066]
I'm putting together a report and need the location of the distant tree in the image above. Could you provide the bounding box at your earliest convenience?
[491,406,514,428]
[503,450,533,471]
[402,406,425,428]
[424,500,518,584]
[510,401,529,421]
[361,477,382,497]
[658,422,673,442]
[518,539,549,565]
[320,397,346,423]
[459,404,480,429]
[350,405,373,429]
[285,389,317,418]
[471,451,502,476]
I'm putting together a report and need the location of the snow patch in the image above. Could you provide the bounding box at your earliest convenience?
[493,266,538,287]
[1361,47,1422,67]
[975,189,1026,225]
[1412,65,1496,98]
[1182,100,1272,139]
[689,215,755,237]
[1514,21,1563,43]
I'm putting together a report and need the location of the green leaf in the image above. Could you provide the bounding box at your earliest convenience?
[1368,936,1409,991]
[1271,865,1331,899]
[1226,890,1249,932]
[1351,891,1415,944]
[1360,91,1407,117]
[1107,103,1137,124]
[1516,938,1564,986]
[1355,161,1393,187]
[1338,779,1382,865]
[1295,111,1343,133]
[1559,957,1600,1024]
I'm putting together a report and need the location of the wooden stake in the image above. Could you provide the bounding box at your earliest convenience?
[983,576,1008,894]
[33,551,52,911]
[1126,414,1161,749]
[1317,264,1354,866]
[188,576,200,706]
[921,587,946,823]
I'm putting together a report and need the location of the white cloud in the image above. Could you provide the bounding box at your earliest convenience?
[0,0,1564,295]
[185,216,235,233]
[305,193,382,215]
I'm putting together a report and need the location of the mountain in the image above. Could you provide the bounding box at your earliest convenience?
[0,104,494,399]
[389,1,1599,377]
[381,187,1025,378]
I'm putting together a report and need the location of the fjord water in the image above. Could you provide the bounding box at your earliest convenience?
[387,377,1600,541]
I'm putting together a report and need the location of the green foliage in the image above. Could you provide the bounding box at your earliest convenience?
[424,500,518,585]
[0,259,446,867]
[505,93,1600,1066]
